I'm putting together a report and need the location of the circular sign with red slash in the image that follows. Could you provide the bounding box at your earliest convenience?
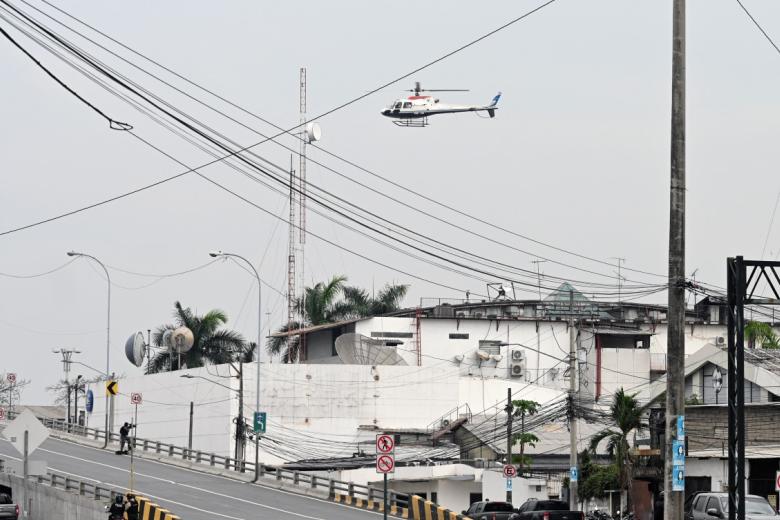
[376,434,395,454]
[376,454,395,474]
[130,392,143,405]
[503,465,517,478]
[7,373,16,384]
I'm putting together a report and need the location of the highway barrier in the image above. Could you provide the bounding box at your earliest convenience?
[410,495,472,520]
[31,415,417,517]
[136,495,180,520]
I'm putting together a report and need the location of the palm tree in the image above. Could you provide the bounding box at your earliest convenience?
[146,301,247,374]
[745,321,780,349]
[512,399,540,476]
[588,388,647,511]
[267,276,409,361]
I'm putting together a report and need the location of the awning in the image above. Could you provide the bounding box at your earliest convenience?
[269,318,361,338]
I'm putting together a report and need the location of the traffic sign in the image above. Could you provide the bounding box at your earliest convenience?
[0,408,5,421]
[6,373,16,384]
[130,393,142,405]
[506,478,513,491]
[1,409,49,456]
[106,380,118,396]
[570,466,579,482]
[775,471,780,492]
[376,434,395,454]
[254,412,267,434]
[376,454,395,474]
[503,465,517,478]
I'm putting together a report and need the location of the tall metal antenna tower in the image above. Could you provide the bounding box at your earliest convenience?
[298,67,307,362]
[287,153,297,363]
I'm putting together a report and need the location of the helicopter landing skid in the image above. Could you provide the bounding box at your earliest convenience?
[393,118,428,128]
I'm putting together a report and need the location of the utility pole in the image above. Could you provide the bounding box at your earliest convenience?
[53,348,80,428]
[188,401,194,451]
[610,257,626,304]
[505,388,513,503]
[235,361,245,469]
[532,259,547,383]
[568,290,578,510]
[665,2,686,520]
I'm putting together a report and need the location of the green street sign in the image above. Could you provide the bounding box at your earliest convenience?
[253,412,266,434]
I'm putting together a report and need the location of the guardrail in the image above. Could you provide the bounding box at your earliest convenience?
[29,415,411,514]
[0,457,120,502]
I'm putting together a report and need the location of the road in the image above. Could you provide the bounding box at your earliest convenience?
[0,436,380,520]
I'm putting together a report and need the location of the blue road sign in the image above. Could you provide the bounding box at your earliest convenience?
[506,478,513,491]
[85,390,94,413]
[672,440,685,465]
[672,464,685,491]
[677,415,685,441]
[570,467,579,482]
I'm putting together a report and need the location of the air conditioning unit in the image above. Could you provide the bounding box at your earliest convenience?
[716,336,726,345]
[510,349,524,378]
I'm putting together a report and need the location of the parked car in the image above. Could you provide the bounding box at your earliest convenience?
[0,494,19,520]
[463,501,517,520]
[689,493,780,520]
[511,499,584,520]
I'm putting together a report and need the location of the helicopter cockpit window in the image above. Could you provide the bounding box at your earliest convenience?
[393,102,402,109]
[403,102,412,109]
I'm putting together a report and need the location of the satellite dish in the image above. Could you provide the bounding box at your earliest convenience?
[162,329,173,349]
[335,333,408,366]
[124,332,146,367]
[305,122,322,143]
[171,327,194,354]
[490,354,503,362]
[476,350,491,361]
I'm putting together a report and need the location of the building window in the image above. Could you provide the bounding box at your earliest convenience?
[431,492,438,504]
[449,333,469,340]
[478,340,502,355]
[469,493,483,505]
[535,485,543,492]
[371,332,413,338]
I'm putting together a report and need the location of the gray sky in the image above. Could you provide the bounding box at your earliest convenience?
[2,0,780,404]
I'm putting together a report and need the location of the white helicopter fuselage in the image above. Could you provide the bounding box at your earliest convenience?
[381,93,501,121]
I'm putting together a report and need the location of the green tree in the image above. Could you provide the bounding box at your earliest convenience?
[577,450,620,501]
[588,388,647,510]
[511,399,540,475]
[267,276,409,361]
[745,321,780,349]
[146,301,247,373]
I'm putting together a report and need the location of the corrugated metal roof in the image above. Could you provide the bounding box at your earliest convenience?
[269,318,361,338]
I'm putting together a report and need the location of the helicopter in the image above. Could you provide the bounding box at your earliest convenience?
[381,82,501,127]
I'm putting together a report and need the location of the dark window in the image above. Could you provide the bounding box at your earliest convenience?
[694,496,707,512]
[431,492,438,504]
[469,494,483,508]
[706,497,719,512]
[484,503,514,512]
[449,333,469,339]
[597,334,650,349]
[0,494,10,504]
[403,102,412,108]
[415,492,428,500]
[371,332,413,338]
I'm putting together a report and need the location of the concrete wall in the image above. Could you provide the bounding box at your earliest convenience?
[86,362,564,464]
[0,473,108,520]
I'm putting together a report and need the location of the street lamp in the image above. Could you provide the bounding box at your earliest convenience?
[209,250,263,481]
[180,372,246,468]
[67,251,112,447]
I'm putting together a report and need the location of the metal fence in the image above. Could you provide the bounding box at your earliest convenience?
[0,457,120,502]
[32,416,411,511]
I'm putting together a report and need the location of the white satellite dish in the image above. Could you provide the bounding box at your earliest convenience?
[335,333,408,366]
[305,122,322,143]
[490,354,503,362]
[171,326,194,353]
[476,350,491,361]
[162,329,173,349]
[124,331,146,367]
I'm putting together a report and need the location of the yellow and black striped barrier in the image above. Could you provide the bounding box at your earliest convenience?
[135,495,181,520]
[410,495,472,520]
[333,492,410,518]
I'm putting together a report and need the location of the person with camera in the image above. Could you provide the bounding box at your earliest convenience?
[118,422,135,455]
